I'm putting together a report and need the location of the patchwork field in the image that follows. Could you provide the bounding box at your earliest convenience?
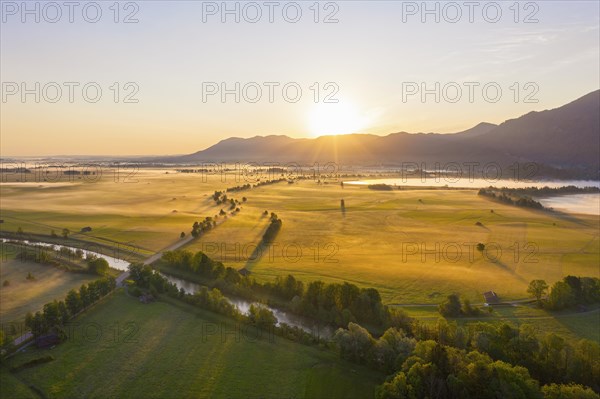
[1,170,599,306]
[1,289,384,399]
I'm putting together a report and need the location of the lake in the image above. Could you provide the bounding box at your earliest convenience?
[537,193,600,216]
[345,178,600,215]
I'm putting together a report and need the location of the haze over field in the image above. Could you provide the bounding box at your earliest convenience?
[1,1,600,399]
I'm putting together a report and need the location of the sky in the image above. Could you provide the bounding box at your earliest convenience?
[1,0,599,156]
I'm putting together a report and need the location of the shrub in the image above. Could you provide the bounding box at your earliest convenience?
[130,286,142,297]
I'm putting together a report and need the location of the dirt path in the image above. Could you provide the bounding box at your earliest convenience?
[115,235,195,286]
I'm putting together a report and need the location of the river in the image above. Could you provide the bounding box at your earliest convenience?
[1,239,334,339]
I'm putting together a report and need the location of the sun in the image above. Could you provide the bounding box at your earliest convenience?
[308,101,370,137]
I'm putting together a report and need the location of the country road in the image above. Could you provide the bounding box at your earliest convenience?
[115,235,195,286]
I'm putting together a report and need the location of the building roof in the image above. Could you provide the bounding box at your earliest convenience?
[238,268,251,277]
[483,291,499,303]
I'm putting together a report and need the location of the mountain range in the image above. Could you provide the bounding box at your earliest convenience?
[163,90,600,179]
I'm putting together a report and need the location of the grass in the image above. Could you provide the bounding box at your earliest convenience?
[2,289,384,399]
[0,369,37,399]
[2,171,598,307]
[183,179,599,304]
[0,255,97,327]
[398,303,600,343]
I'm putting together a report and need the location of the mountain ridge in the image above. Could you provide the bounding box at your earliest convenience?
[160,90,599,179]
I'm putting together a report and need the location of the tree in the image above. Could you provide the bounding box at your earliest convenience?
[62,228,70,238]
[43,301,60,328]
[439,294,462,317]
[58,301,70,324]
[180,231,185,238]
[580,277,600,304]
[88,257,109,276]
[17,226,23,235]
[248,304,277,330]
[527,279,549,305]
[334,322,375,364]
[547,281,576,310]
[542,384,600,399]
[65,289,82,315]
[24,312,34,331]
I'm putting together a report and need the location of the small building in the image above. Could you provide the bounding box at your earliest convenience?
[80,226,92,233]
[36,333,60,348]
[483,291,499,304]
[238,268,251,277]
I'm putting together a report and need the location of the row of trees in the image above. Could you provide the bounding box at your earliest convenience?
[161,249,243,284]
[160,249,394,329]
[262,213,282,244]
[191,217,217,238]
[438,294,482,317]
[13,243,109,276]
[478,188,544,209]
[292,280,387,326]
[127,264,311,342]
[153,246,600,397]
[25,277,116,338]
[527,276,600,310]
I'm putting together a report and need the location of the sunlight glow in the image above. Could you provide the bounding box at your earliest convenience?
[308,101,371,137]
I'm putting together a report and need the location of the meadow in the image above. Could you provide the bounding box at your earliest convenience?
[1,168,599,399]
[0,255,97,326]
[1,289,384,399]
[399,303,600,343]
[1,168,598,307]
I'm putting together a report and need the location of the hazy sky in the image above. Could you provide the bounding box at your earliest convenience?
[1,0,599,156]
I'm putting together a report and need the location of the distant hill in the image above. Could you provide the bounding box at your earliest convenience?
[165,90,599,179]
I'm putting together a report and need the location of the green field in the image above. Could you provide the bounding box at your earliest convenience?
[2,289,384,399]
[2,170,598,306]
[0,256,97,326]
[399,303,600,343]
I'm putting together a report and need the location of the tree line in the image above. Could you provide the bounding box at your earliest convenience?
[9,243,109,276]
[25,277,116,339]
[127,263,317,344]
[262,213,282,244]
[155,248,600,397]
[528,276,600,310]
[158,249,393,328]
[332,315,599,398]
[478,188,544,209]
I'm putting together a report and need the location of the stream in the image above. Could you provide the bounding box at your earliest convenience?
[1,239,334,339]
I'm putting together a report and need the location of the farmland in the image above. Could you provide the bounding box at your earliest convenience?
[1,289,384,399]
[1,169,598,307]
